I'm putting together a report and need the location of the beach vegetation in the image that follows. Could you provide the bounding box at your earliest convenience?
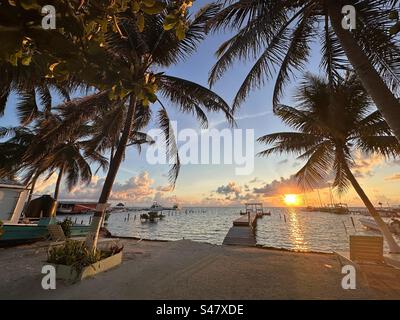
[258,73,400,252]
[47,240,123,275]
[0,2,235,253]
[58,218,73,238]
[208,0,400,142]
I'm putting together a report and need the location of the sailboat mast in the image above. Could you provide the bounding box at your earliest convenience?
[317,189,323,207]
[329,184,335,207]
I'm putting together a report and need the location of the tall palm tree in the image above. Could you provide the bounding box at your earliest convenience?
[258,73,400,253]
[208,0,400,142]
[38,4,235,252]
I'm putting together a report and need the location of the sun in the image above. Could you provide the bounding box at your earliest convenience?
[283,194,300,206]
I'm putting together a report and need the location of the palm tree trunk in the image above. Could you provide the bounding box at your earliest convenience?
[328,1,400,142]
[342,162,400,253]
[53,166,64,200]
[27,172,39,205]
[85,95,137,252]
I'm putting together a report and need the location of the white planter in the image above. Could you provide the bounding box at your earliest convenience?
[50,251,123,282]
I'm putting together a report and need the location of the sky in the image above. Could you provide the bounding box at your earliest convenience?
[1,0,400,208]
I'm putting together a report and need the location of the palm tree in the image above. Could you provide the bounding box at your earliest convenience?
[0,116,108,201]
[208,0,400,142]
[36,4,234,252]
[258,73,400,253]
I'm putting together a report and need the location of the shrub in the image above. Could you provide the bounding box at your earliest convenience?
[57,218,73,237]
[47,240,123,274]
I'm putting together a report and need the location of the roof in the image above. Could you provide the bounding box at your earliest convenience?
[0,179,27,189]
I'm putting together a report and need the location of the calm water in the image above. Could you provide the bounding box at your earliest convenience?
[59,207,400,253]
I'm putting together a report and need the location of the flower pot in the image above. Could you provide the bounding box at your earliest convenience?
[50,251,123,283]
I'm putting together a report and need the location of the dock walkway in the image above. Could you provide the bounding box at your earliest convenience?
[223,213,259,246]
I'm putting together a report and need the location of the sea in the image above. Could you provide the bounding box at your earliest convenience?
[58,207,400,253]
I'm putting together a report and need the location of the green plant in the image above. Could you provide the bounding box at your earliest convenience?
[47,240,122,275]
[57,218,73,238]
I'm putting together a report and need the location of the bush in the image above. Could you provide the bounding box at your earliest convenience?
[57,218,73,237]
[47,240,123,274]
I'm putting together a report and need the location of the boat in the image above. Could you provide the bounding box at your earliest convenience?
[359,218,400,235]
[149,201,164,212]
[172,203,180,210]
[110,202,128,212]
[239,203,271,217]
[302,203,350,214]
[57,201,101,214]
[0,181,91,246]
[140,211,165,222]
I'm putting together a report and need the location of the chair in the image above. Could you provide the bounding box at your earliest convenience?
[47,224,119,248]
[47,224,67,242]
[350,235,384,264]
[336,234,385,267]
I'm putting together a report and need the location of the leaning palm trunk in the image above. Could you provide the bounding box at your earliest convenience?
[53,166,64,200]
[328,1,400,143]
[26,172,39,204]
[343,162,400,253]
[85,96,137,252]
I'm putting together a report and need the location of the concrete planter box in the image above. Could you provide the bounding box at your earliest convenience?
[51,251,123,283]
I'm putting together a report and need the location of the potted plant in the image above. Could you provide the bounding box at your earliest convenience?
[47,240,123,283]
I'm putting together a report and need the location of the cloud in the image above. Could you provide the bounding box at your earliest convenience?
[253,175,329,197]
[55,171,177,205]
[156,185,173,192]
[352,152,384,179]
[253,175,301,196]
[35,173,58,194]
[277,159,289,165]
[216,182,242,199]
[385,174,400,181]
[390,159,400,166]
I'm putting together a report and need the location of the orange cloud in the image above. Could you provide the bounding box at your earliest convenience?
[385,174,400,181]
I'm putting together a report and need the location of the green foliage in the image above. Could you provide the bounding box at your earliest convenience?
[389,10,400,35]
[258,73,400,193]
[57,218,73,238]
[208,1,400,110]
[47,240,123,274]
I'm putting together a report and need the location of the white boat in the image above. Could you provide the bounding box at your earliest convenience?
[0,180,29,224]
[359,218,400,235]
[149,201,164,212]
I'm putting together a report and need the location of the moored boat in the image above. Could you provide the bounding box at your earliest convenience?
[0,181,91,246]
[302,203,350,214]
[359,217,400,235]
[57,201,100,214]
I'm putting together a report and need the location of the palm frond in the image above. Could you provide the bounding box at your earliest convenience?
[157,107,180,188]
[159,75,235,127]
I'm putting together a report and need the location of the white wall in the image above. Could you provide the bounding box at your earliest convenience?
[0,188,21,222]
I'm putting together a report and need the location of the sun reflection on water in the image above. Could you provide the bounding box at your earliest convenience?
[286,208,307,251]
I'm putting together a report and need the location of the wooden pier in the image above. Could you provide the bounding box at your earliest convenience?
[223,213,259,246]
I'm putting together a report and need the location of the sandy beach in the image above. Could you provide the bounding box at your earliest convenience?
[1,239,400,300]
